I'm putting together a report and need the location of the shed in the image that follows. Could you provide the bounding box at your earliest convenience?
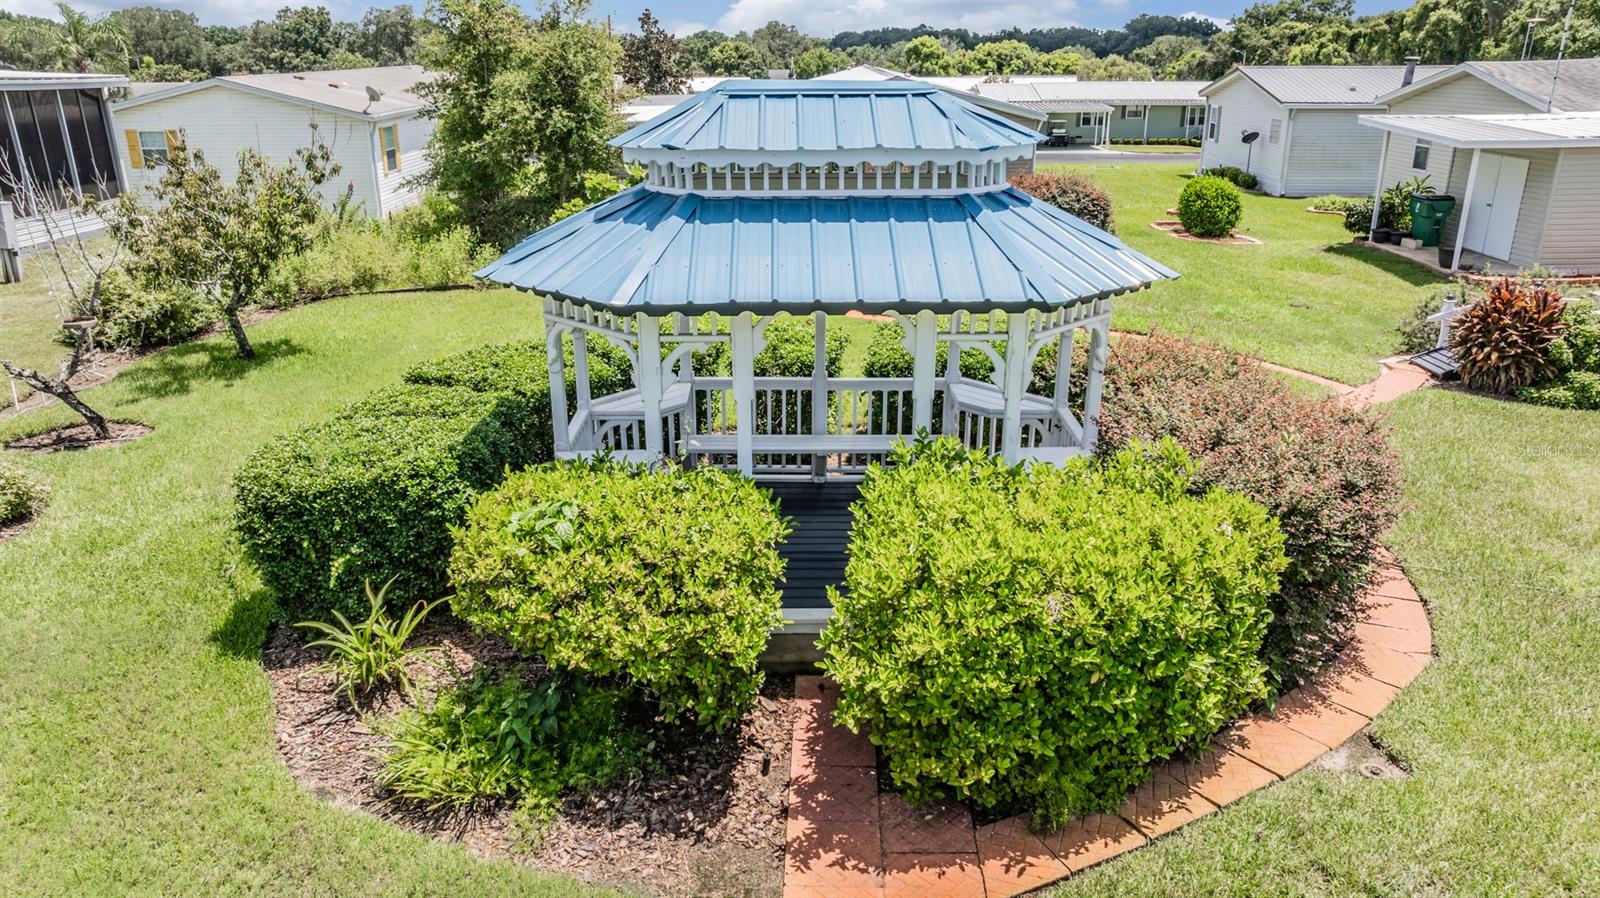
[477,80,1177,630]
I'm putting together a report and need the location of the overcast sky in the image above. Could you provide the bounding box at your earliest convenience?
[13,0,1416,36]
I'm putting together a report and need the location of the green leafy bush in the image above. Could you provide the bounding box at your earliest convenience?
[295,578,437,705]
[1395,290,1448,354]
[265,218,496,306]
[861,321,995,382]
[1178,176,1243,238]
[1199,165,1259,191]
[753,316,847,377]
[1342,197,1376,234]
[1518,297,1600,410]
[1009,171,1116,232]
[377,668,648,810]
[1308,195,1362,213]
[90,268,214,351]
[821,437,1285,828]
[1096,333,1403,689]
[234,384,538,618]
[449,461,789,729]
[0,462,45,526]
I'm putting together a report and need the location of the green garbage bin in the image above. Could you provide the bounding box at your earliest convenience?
[1409,194,1456,247]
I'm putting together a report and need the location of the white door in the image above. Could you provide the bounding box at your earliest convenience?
[1463,153,1529,261]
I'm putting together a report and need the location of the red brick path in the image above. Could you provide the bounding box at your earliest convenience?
[784,555,1433,897]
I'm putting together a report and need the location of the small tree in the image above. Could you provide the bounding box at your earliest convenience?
[100,130,337,360]
[0,166,116,439]
[618,9,687,93]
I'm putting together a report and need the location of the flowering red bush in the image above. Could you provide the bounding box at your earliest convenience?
[1009,171,1116,233]
[1096,333,1404,690]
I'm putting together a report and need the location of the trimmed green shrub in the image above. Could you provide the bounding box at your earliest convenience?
[1096,333,1403,689]
[1200,165,1259,191]
[449,461,789,729]
[234,384,538,618]
[1009,171,1116,232]
[1342,197,1376,234]
[753,316,847,377]
[861,321,995,382]
[0,462,45,526]
[1518,297,1600,410]
[377,668,648,810]
[821,437,1285,829]
[1178,176,1243,238]
[1308,194,1361,214]
[89,268,214,351]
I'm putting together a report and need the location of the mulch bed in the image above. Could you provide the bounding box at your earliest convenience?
[0,512,38,543]
[264,613,798,898]
[5,421,152,452]
[1149,220,1263,245]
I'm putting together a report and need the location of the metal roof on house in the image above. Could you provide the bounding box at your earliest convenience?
[112,65,434,119]
[1210,65,1451,105]
[477,185,1175,314]
[1383,59,1600,113]
[969,80,1206,106]
[1006,99,1116,112]
[1359,110,1600,148]
[0,70,127,91]
[611,80,1044,153]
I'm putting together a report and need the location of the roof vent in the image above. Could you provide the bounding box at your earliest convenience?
[292,74,306,80]
[1402,56,1420,86]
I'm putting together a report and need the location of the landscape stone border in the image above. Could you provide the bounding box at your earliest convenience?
[783,557,1433,898]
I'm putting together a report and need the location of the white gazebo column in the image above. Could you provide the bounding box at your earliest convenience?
[1451,148,1483,272]
[571,330,592,448]
[1141,105,1150,144]
[1000,311,1030,463]
[545,321,571,455]
[730,311,757,475]
[1367,129,1392,239]
[1079,321,1109,453]
[635,312,664,456]
[942,312,963,434]
[1052,326,1076,444]
[811,311,828,478]
[910,309,937,433]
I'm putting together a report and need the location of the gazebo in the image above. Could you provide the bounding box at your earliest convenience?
[478,80,1176,627]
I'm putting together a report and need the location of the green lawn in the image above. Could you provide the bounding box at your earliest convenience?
[1043,162,1446,385]
[0,289,614,896]
[1050,387,1600,897]
[0,266,73,408]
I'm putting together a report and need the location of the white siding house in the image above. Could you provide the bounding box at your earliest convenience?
[1360,59,1600,275]
[110,66,435,218]
[1198,63,1449,197]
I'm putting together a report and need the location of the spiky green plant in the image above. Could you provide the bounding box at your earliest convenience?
[295,578,437,705]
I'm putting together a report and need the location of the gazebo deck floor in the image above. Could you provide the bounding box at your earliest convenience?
[766,479,860,611]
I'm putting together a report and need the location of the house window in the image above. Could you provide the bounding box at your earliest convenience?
[379,125,400,173]
[134,131,170,169]
[1185,106,1205,128]
[1077,111,1097,128]
[1412,139,1431,170]
[1123,105,1145,119]
[1207,106,1221,140]
[1268,119,1282,144]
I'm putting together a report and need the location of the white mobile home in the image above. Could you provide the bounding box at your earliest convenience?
[110,66,436,218]
[1361,59,1600,275]
[966,80,1209,146]
[1198,63,1449,196]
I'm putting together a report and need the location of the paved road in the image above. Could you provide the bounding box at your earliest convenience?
[1035,149,1199,165]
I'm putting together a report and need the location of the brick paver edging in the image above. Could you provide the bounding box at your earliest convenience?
[784,554,1432,898]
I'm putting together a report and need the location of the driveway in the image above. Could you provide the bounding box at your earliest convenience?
[1035,147,1199,165]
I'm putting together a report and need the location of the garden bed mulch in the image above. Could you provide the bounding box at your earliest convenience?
[1150,220,1263,245]
[4,421,152,452]
[263,614,798,898]
[0,512,38,543]
[1306,206,1349,216]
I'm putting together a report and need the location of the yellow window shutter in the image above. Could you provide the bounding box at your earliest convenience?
[124,129,143,168]
[392,128,401,172]
[163,130,180,153]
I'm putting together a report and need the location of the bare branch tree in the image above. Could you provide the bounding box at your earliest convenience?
[0,158,116,440]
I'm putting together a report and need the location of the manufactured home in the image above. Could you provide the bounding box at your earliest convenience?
[966,80,1208,146]
[111,65,436,218]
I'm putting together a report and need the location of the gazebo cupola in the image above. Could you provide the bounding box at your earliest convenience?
[478,80,1177,479]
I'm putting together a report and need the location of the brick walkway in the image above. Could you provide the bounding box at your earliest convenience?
[784,555,1432,898]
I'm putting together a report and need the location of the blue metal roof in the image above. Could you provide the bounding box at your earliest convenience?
[611,80,1045,153]
[478,186,1176,314]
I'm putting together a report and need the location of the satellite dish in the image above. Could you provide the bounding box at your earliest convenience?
[363,85,384,113]
[1241,130,1260,144]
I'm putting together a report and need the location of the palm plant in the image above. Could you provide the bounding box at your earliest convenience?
[295,578,437,705]
[51,3,129,74]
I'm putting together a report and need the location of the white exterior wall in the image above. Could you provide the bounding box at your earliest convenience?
[113,85,390,216]
[1281,109,1388,197]
[1198,77,1288,194]
[1434,146,1559,269]
[1387,75,1539,117]
[373,113,432,216]
[1535,149,1600,274]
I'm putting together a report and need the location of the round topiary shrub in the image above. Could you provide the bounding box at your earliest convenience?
[1095,333,1404,690]
[0,462,45,527]
[1177,175,1243,238]
[821,438,1286,829]
[1009,171,1116,232]
[448,460,789,730]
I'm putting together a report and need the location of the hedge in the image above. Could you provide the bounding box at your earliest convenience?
[821,437,1285,829]
[1096,333,1404,689]
[234,384,538,618]
[448,460,789,729]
